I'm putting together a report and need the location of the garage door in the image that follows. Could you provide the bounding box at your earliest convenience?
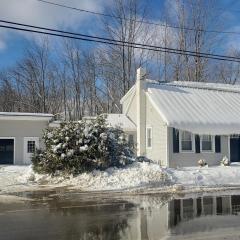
[0,139,14,164]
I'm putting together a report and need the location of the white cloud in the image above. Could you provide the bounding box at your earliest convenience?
[0,0,109,49]
[0,0,106,27]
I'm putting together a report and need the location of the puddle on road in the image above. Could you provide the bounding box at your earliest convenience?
[0,190,240,240]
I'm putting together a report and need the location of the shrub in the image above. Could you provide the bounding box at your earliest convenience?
[32,115,134,175]
[198,159,207,167]
[220,156,230,166]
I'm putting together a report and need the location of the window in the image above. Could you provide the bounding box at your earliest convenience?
[128,134,134,149]
[181,131,192,151]
[201,135,213,151]
[146,127,152,148]
[27,141,36,153]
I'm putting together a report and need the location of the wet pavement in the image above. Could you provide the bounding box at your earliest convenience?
[1,189,240,240]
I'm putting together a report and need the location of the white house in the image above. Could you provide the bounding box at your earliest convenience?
[0,112,53,165]
[118,68,240,167]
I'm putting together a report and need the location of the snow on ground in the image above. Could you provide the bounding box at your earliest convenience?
[1,163,240,194]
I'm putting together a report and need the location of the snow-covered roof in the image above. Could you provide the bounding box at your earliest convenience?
[146,81,240,135]
[0,112,53,121]
[83,114,136,131]
[106,114,136,131]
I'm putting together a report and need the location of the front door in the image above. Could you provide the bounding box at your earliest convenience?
[24,137,39,164]
[230,136,240,162]
[0,139,14,164]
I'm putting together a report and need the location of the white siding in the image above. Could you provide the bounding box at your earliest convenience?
[124,93,137,125]
[145,97,168,165]
[168,127,229,168]
[0,120,48,165]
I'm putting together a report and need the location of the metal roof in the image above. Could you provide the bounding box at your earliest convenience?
[0,112,53,121]
[146,81,240,135]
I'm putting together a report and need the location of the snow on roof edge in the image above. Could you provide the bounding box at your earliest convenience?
[0,112,53,117]
[146,80,240,94]
[147,82,240,135]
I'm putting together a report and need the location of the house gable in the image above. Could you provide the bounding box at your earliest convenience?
[121,86,137,125]
[145,96,168,166]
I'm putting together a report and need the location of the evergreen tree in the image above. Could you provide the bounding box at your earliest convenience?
[32,115,133,175]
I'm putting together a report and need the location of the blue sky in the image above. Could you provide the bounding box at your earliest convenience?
[0,0,240,69]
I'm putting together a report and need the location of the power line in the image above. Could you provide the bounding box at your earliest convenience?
[0,19,239,62]
[0,21,240,63]
[0,21,239,63]
[36,0,240,36]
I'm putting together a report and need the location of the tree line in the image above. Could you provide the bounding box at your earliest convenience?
[0,0,239,119]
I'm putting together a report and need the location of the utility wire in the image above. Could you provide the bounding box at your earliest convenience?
[0,22,240,63]
[36,0,240,35]
[0,19,239,62]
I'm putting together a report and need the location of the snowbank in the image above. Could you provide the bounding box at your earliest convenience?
[19,162,168,191]
[170,165,240,187]
[1,163,240,194]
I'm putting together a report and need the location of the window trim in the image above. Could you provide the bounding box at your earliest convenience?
[179,130,195,153]
[200,135,215,153]
[146,126,152,149]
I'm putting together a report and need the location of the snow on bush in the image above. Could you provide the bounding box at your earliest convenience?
[198,159,208,167]
[220,156,230,166]
[32,115,134,175]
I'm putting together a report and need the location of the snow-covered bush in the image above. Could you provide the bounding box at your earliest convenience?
[198,159,207,167]
[220,156,230,166]
[32,115,134,175]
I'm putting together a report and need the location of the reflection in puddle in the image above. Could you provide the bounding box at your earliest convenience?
[1,191,240,239]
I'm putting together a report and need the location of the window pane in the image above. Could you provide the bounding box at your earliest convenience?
[202,141,212,150]
[128,135,134,148]
[183,199,194,219]
[202,135,211,141]
[182,131,192,141]
[182,141,192,151]
[202,135,212,151]
[148,138,151,148]
[181,131,192,151]
[147,128,152,148]
[147,129,151,138]
[27,141,36,153]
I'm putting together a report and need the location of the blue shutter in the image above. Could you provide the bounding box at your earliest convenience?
[215,136,221,153]
[195,135,200,153]
[173,128,179,153]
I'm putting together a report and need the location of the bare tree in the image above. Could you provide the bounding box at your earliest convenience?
[99,0,153,112]
[164,0,222,82]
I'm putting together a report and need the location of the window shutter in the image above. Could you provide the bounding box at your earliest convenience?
[215,136,221,153]
[195,135,200,153]
[173,128,179,153]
